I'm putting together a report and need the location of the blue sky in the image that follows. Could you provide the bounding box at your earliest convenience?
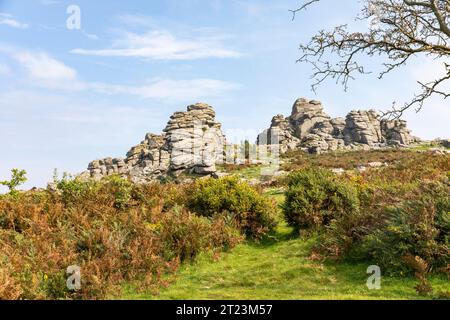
[0,0,449,189]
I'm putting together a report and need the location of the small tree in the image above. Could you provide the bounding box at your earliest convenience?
[292,0,450,118]
[1,169,27,196]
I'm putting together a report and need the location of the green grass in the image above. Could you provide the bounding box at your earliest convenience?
[407,142,450,151]
[120,191,449,300]
[216,164,264,180]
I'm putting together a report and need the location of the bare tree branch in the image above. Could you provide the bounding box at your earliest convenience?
[289,0,320,20]
[293,0,450,118]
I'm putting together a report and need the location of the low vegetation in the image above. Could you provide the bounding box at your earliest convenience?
[189,176,278,238]
[125,218,449,300]
[0,174,275,299]
[283,151,450,297]
[1,149,448,300]
[282,149,427,171]
[0,169,27,198]
[283,168,360,229]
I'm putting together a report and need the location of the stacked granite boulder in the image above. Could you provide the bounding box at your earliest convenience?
[259,98,415,154]
[164,103,225,175]
[83,103,225,183]
[380,119,414,146]
[258,114,300,153]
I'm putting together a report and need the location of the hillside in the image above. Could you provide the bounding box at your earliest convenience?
[1,147,449,300]
[121,149,450,300]
[123,220,449,300]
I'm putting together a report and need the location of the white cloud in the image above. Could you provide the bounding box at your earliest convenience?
[71,30,241,60]
[82,30,99,40]
[13,51,79,90]
[8,48,239,101]
[14,51,77,82]
[117,14,156,28]
[90,78,240,101]
[0,13,29,29]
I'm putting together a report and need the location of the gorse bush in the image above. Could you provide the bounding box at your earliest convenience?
[56,174,133,210]
[103,175,133,210]
[283,168,360,230]
[0,176,243,300]
[361,183,450,275]
[283,153,450,277]
[160,207,243,262]
[57,175,99,207]
[188,176,278,238]
[283,151,450,278]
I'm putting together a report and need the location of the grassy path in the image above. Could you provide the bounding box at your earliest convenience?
[122,191,449,300]
[123,224,448,300]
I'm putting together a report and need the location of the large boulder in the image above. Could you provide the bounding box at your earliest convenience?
[381,119,414,146]
[343,110,383,146]
[164,103,225,174]
[82,103,225,183]
[290,98,331,138]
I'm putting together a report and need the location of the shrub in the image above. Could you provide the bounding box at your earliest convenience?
[57,174,99,207]
[102,175,133,210]
[280,152,450,279]
[283,168,360,230]
[159,207,243,262]
[0,178,243,300]
[315,180,450,276]
[314,185,391,259]
[0,169,27,198]
[57,175,133,210]
[361,182,450,275]
[131,182,188,211]
[188,176,278,238]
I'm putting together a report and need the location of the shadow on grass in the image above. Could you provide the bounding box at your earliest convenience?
[247,222,299,248]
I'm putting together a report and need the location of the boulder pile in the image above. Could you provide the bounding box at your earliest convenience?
[258,98,415,154]
[82,103,225,183]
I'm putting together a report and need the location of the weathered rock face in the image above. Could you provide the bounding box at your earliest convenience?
[290,98,331,138]
[83,103,225,183]
[344,110,383,145]
[257,115,300,153]
[381,119,414,146]
[259,98,415,154]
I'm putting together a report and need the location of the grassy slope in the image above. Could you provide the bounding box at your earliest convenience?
[122,190,449,300]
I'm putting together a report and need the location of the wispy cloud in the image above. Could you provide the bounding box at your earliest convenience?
[82,30,100,40]
[9,49,239,101]
[71,29,241,60]
[0,13,29,29]
[14,51,78,82]
[117,14,157,28]
[90,78,240,101]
